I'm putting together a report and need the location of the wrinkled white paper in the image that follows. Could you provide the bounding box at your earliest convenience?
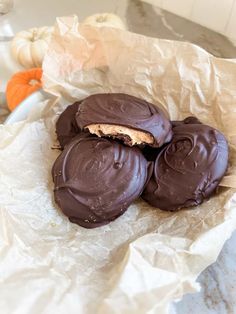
[0,16,236,314]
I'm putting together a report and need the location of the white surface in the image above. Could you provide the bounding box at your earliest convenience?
[174,230,236,314]
[163,0,195,19]
[191,0,235,33]
[0,41,22,91]
[226,0,236,41]
[0,0,127,35]
[143,0,236,44]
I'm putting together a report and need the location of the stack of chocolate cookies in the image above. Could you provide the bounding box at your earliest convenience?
[52,93,229,228]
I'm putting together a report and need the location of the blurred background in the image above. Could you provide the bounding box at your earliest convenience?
[1,0,236,127]
[1,0,236,92]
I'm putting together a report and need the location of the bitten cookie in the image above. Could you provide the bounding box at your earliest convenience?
[56,101,81,149]
[52,134,149,228]
[142,124,229,211]
[76,93,172,147]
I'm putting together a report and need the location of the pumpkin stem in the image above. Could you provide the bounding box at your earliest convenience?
[29,79,40,86]
[96,15,107,23]
[31,30,39,41]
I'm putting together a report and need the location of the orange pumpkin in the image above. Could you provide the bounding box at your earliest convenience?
[6,68,42,111]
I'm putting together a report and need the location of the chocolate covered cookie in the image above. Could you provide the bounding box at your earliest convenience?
[76,93,172,147]
[52,134,149,228]
[56,101,81,149]
[143,117,202,161]
[142,124,228,211]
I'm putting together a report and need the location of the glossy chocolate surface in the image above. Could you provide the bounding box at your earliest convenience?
[143,117,201,161]
[52,134,149,228]
[172,116,202,128]
[76,93,173,147]
[56,102,81,149]
[142,124,229,211]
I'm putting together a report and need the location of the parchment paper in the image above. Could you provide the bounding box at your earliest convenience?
[0,16,236,314]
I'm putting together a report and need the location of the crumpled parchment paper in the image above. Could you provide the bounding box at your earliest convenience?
[0,15,236,314]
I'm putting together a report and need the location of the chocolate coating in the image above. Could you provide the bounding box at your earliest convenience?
[56,102,81,149]
[52,134,149,228]
[172,116,202,128]
[143,116,201,161]
[142,124,228,211]
[76,93,173,147]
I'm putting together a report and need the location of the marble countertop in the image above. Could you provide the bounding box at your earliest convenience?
[1,1,236,313]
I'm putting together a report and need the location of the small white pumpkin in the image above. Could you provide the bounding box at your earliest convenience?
[83,13,126,30]
[11,26,53,69]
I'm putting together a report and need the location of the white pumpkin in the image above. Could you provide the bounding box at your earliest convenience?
[11,26,53,69]
[83,13,126,30]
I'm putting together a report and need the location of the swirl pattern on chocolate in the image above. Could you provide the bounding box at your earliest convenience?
[142,124,228,211]
[56,101,81,149]
[76,93,173,147]
[52,134,149,228]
